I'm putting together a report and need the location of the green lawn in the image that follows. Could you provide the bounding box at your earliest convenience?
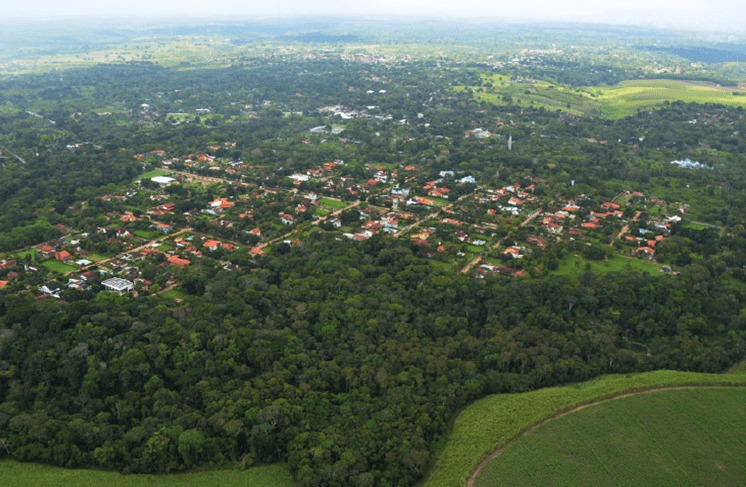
[476,388,746,487]
[319,197,347,210]
[134,229,162,240]
[42,260,78,274]
[0,461,294,487]
[553,254,660,277]
[161,288,187,300]
[423,368,746,487]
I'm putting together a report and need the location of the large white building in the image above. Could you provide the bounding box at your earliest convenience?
[101,277,134,293]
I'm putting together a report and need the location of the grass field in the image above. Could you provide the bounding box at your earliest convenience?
[461,76,746,119]
[134,229,162,240]
[0,461,294,487]
[459,75,600,117]
[319,197,348,210]
[552,254,661,277]
[585,79,746,118]
[475,388,745,486]
[423,367,746,487]
[41,260,78,274]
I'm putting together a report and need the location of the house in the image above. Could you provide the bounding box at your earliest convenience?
[0,280,9,290]
[55,250,73,262]
[279,213,295,225]
[0,259,16,270]
[502,247,524,259]
[167,255,191,266]
[203,240,222,251]
[40,282,63,296]
[154,222,173,233]
[38,245,56,257]
[102,277,135,294]
[249,247,265,256]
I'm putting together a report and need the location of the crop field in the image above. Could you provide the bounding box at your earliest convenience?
[423,368,746,487]
[0,460,294,487]
[585,80,746,118]
[475,388,746,486]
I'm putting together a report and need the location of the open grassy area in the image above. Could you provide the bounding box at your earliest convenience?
[461,76,746,120]
[161,288,187,300]
[41,260,78,274]
[459,75,600,117]
[134,229,163,240]
[0,461,294,487]
[423,367,746,487]
[585,79,746,118]
[318,197,348,210]
[552,254,660,277]
[475,388,746,486]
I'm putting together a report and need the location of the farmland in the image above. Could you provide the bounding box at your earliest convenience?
[0,461,294,487]
[461,76,746,119]
[585,79,746,118]
[474,388,746,486]
[423,368,746,487]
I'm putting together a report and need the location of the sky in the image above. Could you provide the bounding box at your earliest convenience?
[4,0,746,32]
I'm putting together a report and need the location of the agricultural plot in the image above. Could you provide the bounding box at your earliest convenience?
[0,460,294,487]
[423,368,746,487]
[475,388,746,487]
[585,79,746,118]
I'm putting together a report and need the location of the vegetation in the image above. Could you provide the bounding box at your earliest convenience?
[0,18,744,487]
[425,369,746,487]
[0,460,293,487]
[475,388,745,486]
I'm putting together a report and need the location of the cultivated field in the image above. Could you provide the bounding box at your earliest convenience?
[462,77,746,119]
[423,368,746,487]
[474,388,746,486]
[0,461,294,487]
[585,79,746,118]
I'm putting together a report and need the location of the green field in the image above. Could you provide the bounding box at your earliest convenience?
[459,75,600,117]
[476,388,745,486]
[134,229,162,240]
[319,197,347,210]
[0,461,294,487]
[423,368,746,487]
[553,254,660,277]
[42,260,78,274]
[461,76,746,119]
[586,79,746,118]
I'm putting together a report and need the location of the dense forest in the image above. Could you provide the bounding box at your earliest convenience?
[0,21,745,486]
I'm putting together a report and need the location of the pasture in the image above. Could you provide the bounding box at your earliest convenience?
[475,388,745,486]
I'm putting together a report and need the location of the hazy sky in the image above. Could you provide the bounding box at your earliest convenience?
[5,0,746,31]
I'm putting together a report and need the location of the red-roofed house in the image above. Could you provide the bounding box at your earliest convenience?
[55,250,73,262]
[203,240,221,251]
[167,255,191,266]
